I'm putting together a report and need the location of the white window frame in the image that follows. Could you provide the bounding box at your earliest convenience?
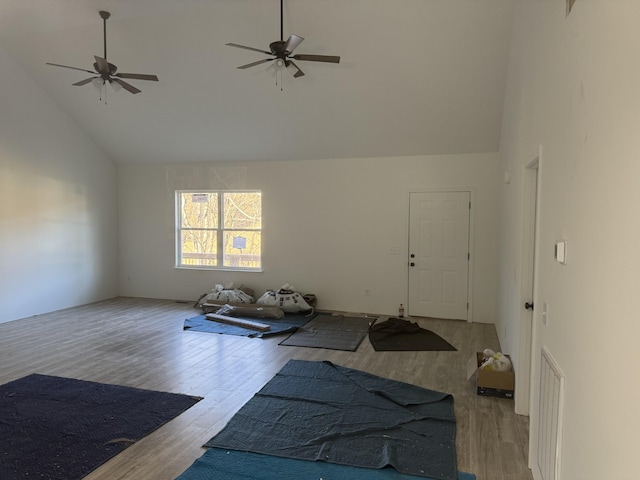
[175,190,262,272]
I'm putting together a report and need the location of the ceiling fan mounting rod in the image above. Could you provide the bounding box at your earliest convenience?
[280,0,283,42]
[100,11,110,60]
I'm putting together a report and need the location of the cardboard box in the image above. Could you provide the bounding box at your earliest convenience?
[466,352,515,399]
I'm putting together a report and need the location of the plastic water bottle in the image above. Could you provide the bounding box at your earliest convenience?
[399,304,405,317]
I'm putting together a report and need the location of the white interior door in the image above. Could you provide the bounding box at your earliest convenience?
[517,159,539,416]
[408,192,470,320]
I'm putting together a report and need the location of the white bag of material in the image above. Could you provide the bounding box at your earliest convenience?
[203,283,254,305]
[257,284,313,313]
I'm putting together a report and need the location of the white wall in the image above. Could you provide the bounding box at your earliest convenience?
[118,153,500,322]
[0,45,118,324]
[498,1,640,479]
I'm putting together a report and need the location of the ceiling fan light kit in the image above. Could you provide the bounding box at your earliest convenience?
[46,10,159,100]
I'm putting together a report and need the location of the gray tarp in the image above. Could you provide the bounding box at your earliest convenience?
[205,360,457,480]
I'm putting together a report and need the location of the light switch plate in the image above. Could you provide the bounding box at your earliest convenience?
[555,241,567,264]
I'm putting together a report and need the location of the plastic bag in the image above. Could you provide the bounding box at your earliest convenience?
[480,349,512,372]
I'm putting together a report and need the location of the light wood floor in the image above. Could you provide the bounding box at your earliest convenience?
[0,297,533,480]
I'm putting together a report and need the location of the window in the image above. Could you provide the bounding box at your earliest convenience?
[176,190,262,270]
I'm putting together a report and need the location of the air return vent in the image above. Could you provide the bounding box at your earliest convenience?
[536,347,565,480]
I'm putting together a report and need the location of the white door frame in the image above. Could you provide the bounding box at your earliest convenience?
[406,188,475,323]
[515,149,542,416]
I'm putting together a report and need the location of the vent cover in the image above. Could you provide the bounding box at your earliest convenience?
[536,347,565,480]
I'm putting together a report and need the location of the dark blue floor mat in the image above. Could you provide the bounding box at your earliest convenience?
[0,374,201,480]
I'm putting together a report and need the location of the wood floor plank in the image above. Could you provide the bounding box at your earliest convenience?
[0,297,533,480]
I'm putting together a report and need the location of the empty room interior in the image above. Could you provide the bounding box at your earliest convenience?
[1,1,639,480]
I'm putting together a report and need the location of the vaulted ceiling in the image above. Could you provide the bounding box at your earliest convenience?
[0,0,513,164]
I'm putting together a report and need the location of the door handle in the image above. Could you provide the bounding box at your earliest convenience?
[525,302,534,310]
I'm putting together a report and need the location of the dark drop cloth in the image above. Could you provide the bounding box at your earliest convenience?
[205,359,457,480]
[369,317,457,351]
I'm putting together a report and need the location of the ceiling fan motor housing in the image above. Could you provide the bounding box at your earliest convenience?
[269,41,288,57]
[93,62,118,77]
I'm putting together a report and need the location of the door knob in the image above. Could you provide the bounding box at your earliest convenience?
[410,262,415,267]
[525,302,534,310]
[410,254,415,258]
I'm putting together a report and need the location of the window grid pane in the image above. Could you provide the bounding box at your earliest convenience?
[223,231,261,268]
[180,230,218,266]
[181,192,218,229]
[223,192,262,229]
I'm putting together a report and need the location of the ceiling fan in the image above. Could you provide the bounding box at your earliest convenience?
[46,11,158,95]
[226,0,340,79]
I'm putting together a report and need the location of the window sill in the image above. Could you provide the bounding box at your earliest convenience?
[175,266,263,273]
